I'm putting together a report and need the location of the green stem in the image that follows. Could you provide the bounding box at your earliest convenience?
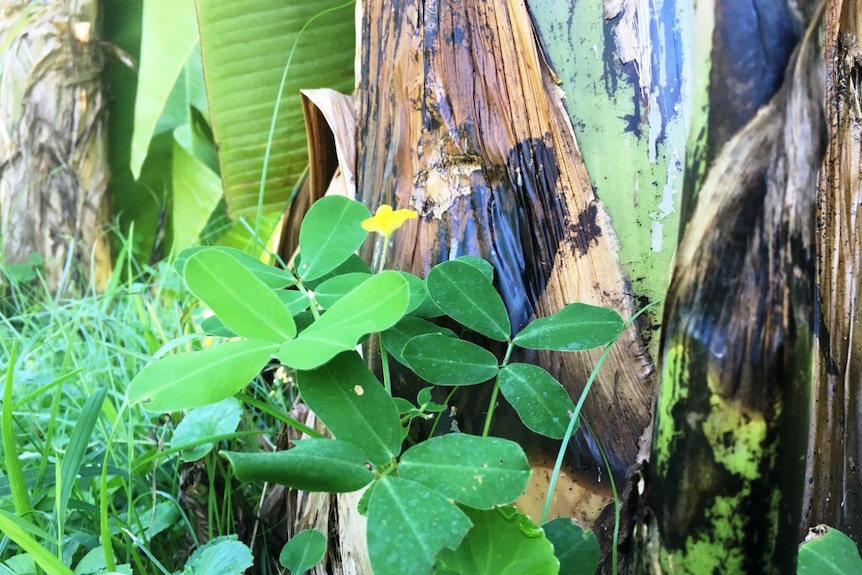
[380,339,392,395]
[481,378,501,438]
[501,339,514,366]
[480,341,513,437]
[374,236,390,274]
[587,419,620,575]
[428,386,459,438]
[235,392,323,438]
[541,300,661,524]
[131,430,278,473]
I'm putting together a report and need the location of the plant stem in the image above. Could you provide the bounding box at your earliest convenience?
[380,339,392,395]
[372,236,390,274]
[541,301,660,524]
[235,392,323,438]
[428,386,459,437]
[481,378,501,437]
[480,342,513,437]
[589,419,620,575]
[501,340,514,366]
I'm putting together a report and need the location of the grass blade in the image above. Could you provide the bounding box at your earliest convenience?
[2,340,33,521]
[55,387,108,551]
[0,509,73,575]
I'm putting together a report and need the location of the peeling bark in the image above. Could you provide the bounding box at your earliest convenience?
[0,0,110,291]
[356,0,657,521]
[632,2,825,572]
[804,0,862,546]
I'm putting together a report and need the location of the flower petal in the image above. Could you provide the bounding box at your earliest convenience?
[362,205,418,238]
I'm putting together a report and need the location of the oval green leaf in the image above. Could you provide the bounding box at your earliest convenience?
[798,526,862,575]
[181,536,253,575]
[128,340,277,412]
[176,246,296,289]
[297,352,402,466]
[513,303,623,351]
[381,317,457,368]
[185,249,296,342]
[279,529,326,574]
[199,315,236,337]
[277,271,408,370]
[223,439,374,492]
[171,398,243,462]
[497,364,575,440]
[402,334,499,385]
[452,255,494,283]
[542,518,599,575]
[367,476,472,575]
[300,252,372,289]
[276,289,311,315]
[314,272,371,309]
[426,260,511,341]
[396,271,428,315]
[398,434,531,509]
[297,196,370,281]
[434,506,559,575]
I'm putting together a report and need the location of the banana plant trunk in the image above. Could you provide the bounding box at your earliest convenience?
[632,1,826,573]
[804,0,862,544]
[350,0,862,571]
[0,0,111,291]
[356,0,661,525]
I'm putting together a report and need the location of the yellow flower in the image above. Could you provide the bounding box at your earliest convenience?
[361,204,418,239]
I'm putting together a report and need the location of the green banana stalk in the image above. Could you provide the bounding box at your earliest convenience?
[634,2,826,573]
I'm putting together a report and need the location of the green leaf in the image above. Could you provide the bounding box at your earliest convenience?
[0,509,73,575]
[279,529,326,574]
[402,334,499,385]
[452,255,494,283]
[296,196,370,281]
[128,340,278,412]
[181,536,253,575]
[397,271,429,315]
[176,246,297,289]
[497,364,575,440]
[195,0,355,217]
[223,439,374,492]
[513,303,623,351]
[367,476,472,575]
[56,388,108,527]
[276,289,312,315]
[277,272,408,370]
[74,545,133,575]
[542,518,600,575]
[185,249,296,342]
[798,526,862,575]
[199,314,237,337]
[300,253,372,289]
[357,481,376,516]
[131,0,199,178]
[398,434,531,509]
[171,398,243,462]
[434,506,559,575]
[380,317,457,368]
[426,260,510,341]
[296,352,402,466]
[314,272,371,309]
[3,343,32,520]
[171,124,223,253]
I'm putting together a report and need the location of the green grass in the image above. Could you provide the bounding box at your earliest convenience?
[0,237,280,574]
